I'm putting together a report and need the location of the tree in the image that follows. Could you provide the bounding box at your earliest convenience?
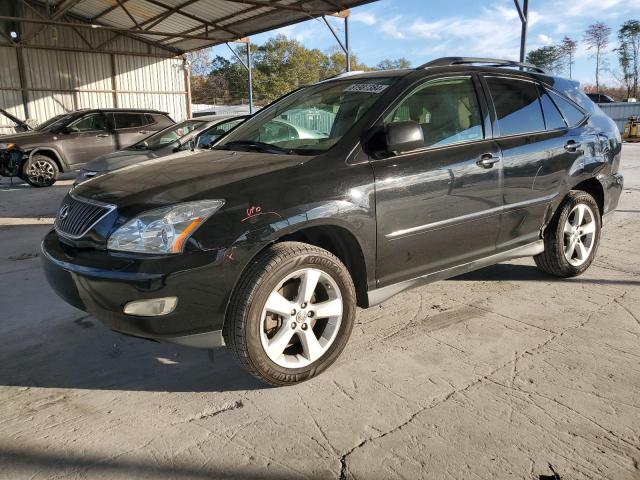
[584,22,612,93]
[560,36,578,78]
[376,58,412,70]
[617,20,640,98]
[526,46,564,73]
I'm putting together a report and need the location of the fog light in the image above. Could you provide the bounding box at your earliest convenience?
[123,297,177,316]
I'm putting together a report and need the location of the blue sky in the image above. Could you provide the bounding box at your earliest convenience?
[209,0,639,87]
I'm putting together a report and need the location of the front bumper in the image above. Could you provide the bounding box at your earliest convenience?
[41,229,233,347]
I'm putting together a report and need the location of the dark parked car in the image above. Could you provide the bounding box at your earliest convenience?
[42,58,623,386]
[586,93,615,103]
[74,115,247,185]
[0,109,173,187]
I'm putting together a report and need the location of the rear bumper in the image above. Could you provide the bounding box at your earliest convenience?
[41,229,232,347]
[602,172,623,223]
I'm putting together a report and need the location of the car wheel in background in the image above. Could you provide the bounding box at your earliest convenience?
[535,190,601,277]
[23,154,59,187]
[224,242,356,386]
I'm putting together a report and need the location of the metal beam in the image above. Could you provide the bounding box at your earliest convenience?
[0,16,237,41]
[0,41,179,59]
[322,13,350,71]
[52,0,85,20]
[92,0,131,21]
[226,38,253,113]
[141,0,241,37]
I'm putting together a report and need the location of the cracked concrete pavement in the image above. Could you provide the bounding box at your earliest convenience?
[1,146,639,479]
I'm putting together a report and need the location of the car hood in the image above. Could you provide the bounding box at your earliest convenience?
[85,146,203,172]
[0,130,55,146]
[74,149,310,208]
[85,149,162,172]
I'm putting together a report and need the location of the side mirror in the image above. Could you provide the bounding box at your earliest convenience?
[384,121,424,155]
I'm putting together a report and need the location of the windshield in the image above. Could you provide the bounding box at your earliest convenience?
[35,113,78,132]
[130,120,205,150]
[215,77,397,155]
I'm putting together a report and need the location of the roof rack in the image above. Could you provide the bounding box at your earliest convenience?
[417,57,546,74]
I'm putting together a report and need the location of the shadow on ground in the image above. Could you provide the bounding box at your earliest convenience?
[0,448,302,480]
[0,314,268,393]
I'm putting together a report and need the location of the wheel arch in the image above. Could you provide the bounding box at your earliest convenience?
[543,176,606,231]
[276,224,370,308]
[26,148,65,172]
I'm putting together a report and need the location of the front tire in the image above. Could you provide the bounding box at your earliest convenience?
[535,190,601,277]
[224,242,356,386]
[23,155,59,187]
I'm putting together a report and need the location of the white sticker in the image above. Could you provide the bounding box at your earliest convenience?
[344,83,389,94]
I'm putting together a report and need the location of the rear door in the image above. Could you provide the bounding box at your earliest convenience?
[58,113,113,167]
[110,112,150,150]
[482,75,593,252]
[373,75,503,287]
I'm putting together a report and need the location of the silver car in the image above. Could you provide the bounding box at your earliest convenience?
[75,115,246,184]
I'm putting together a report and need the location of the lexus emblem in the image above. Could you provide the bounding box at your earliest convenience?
[58,204,70,220]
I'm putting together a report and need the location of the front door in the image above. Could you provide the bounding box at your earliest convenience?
[59,113,113,167]
[373,75,502,287]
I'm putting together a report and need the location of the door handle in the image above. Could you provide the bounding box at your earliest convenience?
[476,154,501,169]
[564,140,581,152]
[138,130,150,135]
[96,134,109,138]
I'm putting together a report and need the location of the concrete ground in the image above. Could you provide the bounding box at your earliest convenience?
[1,146,639,480]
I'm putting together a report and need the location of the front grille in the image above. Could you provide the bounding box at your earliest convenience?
[54,194,114,239]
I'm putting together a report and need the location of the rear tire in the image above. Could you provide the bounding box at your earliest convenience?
[23,155,59,187]
[535,190,601,277]
[223,241,356,386]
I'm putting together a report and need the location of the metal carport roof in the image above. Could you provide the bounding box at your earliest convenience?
[1,0,378,54]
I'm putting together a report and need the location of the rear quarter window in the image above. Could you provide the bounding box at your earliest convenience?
[537,85,567,130]
[548,90,586,127]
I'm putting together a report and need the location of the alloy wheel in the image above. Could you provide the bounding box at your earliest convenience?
[563,203,597,267]
[27,160,55,186]
[260,268,343,368]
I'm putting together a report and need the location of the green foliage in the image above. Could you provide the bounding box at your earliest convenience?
[617,20,640,98]
[526,46,564,73]
[190,35,405,105]
[376,58,412,70]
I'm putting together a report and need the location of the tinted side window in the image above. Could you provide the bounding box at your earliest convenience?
[385,76,484,149]
[70,114,107,132]
[548,91,586,127]
[486,77,545,136]
[113,113,145,129]
[537,85,566,130]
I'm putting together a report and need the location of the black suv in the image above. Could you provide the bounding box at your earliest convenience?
[42,58,623,386]
[0,109,174,187]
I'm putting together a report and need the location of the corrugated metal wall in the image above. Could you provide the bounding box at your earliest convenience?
[0,4,188,134]
[597,103,640,133]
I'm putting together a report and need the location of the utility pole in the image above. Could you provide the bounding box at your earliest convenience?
[514,0,529,62]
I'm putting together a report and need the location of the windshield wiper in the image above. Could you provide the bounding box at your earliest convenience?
[215,140,294,155]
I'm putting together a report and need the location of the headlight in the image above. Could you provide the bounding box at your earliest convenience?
[0,143,15,151]
[107,200,224,254]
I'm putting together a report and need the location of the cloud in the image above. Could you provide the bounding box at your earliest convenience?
[351,11,376,26]
[557,0,626,17]
[380,16,405,39]
[537,34,553,45]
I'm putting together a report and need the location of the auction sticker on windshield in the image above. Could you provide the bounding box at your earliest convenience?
[344,83,390,94]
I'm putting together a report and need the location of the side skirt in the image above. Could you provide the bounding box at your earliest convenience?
[367,240,544,307]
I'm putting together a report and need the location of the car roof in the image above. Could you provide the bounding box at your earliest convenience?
[192,114,247,122]
[317,58,573,86]
[72,108,170,115]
